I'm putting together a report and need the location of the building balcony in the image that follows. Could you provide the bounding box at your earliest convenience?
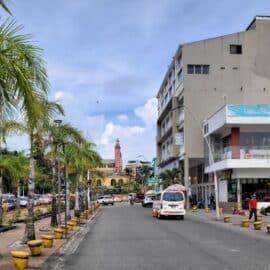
[157,127,172,144]
[205,146,270,173]
[174,81,184,98]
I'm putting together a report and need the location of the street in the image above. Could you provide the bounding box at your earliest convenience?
[63,204,270,270]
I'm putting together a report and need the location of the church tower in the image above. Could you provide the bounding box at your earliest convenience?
[114,139,122,173]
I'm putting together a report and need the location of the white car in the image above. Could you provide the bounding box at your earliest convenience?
[20,196,28,207]
[101,195,114,206]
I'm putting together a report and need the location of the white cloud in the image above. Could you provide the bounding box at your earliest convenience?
[116,114,129,121]
[134,98,157,127]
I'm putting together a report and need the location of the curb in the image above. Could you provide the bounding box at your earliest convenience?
[187,212,270,242]
[38,209,102,270]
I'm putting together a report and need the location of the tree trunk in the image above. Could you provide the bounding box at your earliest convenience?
[22,155,36,243]
[16,184,21,216]
[0,168,3,227]
[50,163,58,227]
[65,164,71,220]
[74,183,80,217]
[57,156,61,225]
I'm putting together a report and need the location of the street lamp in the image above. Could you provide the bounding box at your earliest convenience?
[170,105,220,220]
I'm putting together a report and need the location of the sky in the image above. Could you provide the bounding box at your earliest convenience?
[4,0,270,164]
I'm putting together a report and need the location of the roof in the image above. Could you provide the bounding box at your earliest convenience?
[246,15,270,31]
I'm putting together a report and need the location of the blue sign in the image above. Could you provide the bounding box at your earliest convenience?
[227,105,270,117]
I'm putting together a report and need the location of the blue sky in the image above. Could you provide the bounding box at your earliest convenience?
[4,0,270,163]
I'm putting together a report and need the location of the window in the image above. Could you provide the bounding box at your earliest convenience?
[230,44,242,54]
[187,64,210,75]
[187,65,194,74]
[163,192,183,201]
[204,124,209,134]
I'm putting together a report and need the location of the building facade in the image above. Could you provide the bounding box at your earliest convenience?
[89,140,128,189]
[156,16,270,207]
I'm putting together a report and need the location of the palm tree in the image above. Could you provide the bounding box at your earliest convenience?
[21,100,64,241]
[159,168,180,189]
[0,0,11,14]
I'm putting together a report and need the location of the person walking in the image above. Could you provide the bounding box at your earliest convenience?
[248,194,257,222]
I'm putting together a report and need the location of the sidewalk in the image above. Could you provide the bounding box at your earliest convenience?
[0,208,96,270]
[187,209,270,241]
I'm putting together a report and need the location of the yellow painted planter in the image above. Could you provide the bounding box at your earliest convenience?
[241,219,250,228]
[11,251,30,270]
[41,234,54,248]
[71,219,78,226]
[54,228,64,239]
[191,206,198,212]
[254,221,262,230]
[67,222,74,231]
[224,216,231,223]
[205,208,210,213]
[219,208,223,214]
[266,224,270,233]
[257,215,263,222]
[27,240,43,256]
[60,224,71,233]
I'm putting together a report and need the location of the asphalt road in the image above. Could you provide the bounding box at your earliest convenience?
[63,204,270,270]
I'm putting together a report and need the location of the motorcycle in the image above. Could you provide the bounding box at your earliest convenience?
[129,198,134,205]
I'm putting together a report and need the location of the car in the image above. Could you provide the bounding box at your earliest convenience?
[33,194,41,206]
[20,196,28,207]
[39,194,52,205]
[142,193,156,208]
[101,195,114,205]
[97,196,105,204]
[7,198,16,210]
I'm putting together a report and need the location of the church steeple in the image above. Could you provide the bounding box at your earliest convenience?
[114,139,122,173]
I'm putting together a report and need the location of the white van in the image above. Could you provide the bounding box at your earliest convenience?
[152,184,186,220]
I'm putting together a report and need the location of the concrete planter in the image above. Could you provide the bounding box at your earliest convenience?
[266,224,270,233]
[219,208,223,214]
[27,240,43,256]
[204,208,210,213]
[192,206,198,212]
[41,234,54,248]
[241,219,250,228]
[224,216,231,223]
[67,222,74,231]
[54,228,64,239]
[257,215,263,222]
[71,218,78,226]
[11,251,30,270]
[254,221,262,230]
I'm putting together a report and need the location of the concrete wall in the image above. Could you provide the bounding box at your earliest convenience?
[183,19,270,159]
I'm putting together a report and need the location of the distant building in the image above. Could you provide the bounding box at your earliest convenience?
[89,140,128,189]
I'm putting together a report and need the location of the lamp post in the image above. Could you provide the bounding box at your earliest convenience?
[54,119,62,225]
[170,105,220,220]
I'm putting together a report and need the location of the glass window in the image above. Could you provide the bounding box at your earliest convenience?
[202,65,210,74]
[187,65,194,74]
[230,44,242,54]
[163,192,183,201]
[195,65,201,74]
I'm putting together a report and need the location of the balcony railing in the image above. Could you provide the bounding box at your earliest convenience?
[208,146,270,163]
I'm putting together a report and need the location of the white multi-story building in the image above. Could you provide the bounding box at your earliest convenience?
[156,16,270,208]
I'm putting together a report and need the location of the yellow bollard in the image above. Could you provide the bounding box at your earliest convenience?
[254,221,262,230]
[54,228,64,239]
[219,208,223,214]
[41,235,54,248]
[241,219,250,228]
[266,224,270,233]
[205,208,210,213]
[11,251,30,270]
[224,216,231,223]
[27,240,43,256]
[257,214,263,222]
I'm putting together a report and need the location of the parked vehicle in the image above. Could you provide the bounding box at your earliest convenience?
[7,198,16,210]
[142,191,156,208]
[152,184,186,220]
[101,195,114,206]
[34,194,41,206]
[39,194,52,205]
[20,196,28,207]
[97,196,105,204]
